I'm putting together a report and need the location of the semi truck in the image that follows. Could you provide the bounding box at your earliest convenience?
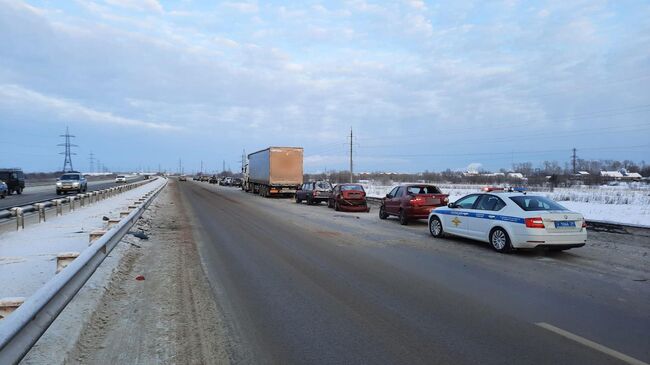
[243,147,303,197]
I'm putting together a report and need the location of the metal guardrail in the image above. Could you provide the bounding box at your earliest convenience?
[0,178,167,364]
[0,179,151,220]
[366,197,650,236]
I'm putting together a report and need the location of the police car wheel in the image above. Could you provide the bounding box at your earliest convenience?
[429,217,443,237]
[490,228,512,253]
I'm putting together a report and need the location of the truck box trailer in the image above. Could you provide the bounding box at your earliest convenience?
[244,147,303,197]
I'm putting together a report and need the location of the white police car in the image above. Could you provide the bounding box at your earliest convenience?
[427,188,587,253]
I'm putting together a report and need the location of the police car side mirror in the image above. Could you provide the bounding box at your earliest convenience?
[448,203,458,208]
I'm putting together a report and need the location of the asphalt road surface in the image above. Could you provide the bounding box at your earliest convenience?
[178,181,650,365]
[0,177,143,211]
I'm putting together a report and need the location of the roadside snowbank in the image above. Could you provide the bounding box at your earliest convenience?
[363,183,650,226]
[0,178,165,299]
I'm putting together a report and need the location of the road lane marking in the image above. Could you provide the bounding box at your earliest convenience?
[536,322,649,365]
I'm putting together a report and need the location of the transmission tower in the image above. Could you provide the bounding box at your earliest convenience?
[571,148,577,174]
[89,151,95,173]
[58,126,77,172]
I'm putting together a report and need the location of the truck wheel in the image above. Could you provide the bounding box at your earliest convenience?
[295,195,302,204]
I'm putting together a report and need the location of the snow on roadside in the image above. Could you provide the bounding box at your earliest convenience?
[362,182,650,227]
[0,178,165,299]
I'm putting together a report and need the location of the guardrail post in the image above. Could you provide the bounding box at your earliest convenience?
[53,199,63,216]
[56,252,80,274]
[107,218,120,228]
[68,196,75,212]
[10,208,24,230]
[35,203,46,223]
[89,230,108,253]
[0,297,25,321]
[119,211,129,218]
[78,194,85,207]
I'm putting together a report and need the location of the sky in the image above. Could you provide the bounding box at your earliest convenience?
[0,0,649,174]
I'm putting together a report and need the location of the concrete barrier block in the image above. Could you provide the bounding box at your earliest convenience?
[10,207,24,230]
[119,211,130,218]
[128,205,137,210]
[0,297,26,320]
[56,252,80,274]
[107,218,120,228]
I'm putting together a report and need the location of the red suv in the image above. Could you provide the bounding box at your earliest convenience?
[328,183,369,212]
[379,184,449,225]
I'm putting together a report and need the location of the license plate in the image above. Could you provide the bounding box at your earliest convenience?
[426,198,440,205]
[554,221,576,228]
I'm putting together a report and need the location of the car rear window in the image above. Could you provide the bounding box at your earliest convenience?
[61,174,80,180]
[509,196,567,211]
[341,185,364,191]
[406,185,441,195]
[316,181,332,190]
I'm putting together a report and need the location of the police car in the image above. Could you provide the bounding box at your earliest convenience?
[427,188,587,253]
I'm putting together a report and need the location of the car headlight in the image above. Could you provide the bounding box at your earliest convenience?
[72,182,79,186]
[56,182,62,186]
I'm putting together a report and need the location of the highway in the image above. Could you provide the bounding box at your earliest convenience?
[176,181,650,364]
[0,176,144,211]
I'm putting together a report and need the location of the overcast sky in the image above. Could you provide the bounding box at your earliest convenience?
[1,0,649,173]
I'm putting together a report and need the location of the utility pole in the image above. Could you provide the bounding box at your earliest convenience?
[178,158,182,175]
[200,160,203,175]
[58,126,77,172]
[222,160,225,174]
[572,148,577,174]
[349,127,353,183]
[89,151,95,173]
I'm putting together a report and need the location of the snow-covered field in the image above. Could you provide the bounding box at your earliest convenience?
[363,182,650,226]
[0,178,165,299]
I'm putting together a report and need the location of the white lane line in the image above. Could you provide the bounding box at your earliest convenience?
[536,322,649,365]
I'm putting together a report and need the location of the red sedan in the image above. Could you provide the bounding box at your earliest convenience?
[379,184,448,225]
[328,184,370,212]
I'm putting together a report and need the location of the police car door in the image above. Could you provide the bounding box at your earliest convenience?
[447,194,480,237]
[471,194,506,241]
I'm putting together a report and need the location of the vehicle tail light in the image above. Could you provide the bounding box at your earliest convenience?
[443,196,449,204]
[581,219,587,228]
[410,196,425,206]
[525,217,545,229]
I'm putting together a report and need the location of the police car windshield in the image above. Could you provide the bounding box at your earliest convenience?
[509,196,567,211]
[61,174,80,180]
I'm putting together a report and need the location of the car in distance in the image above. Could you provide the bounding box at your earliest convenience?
[428,189,587,253]
[232,178,243,187]
[115,175,127,183]
[0,180,8,198]
[179,175,187,182]
[220,177,233,186]
[209,176,218,184]
[328,183,369,212]
[296,181,332,205]
[379,184,449,225]
[56,172,88,195]
[0,168,26,195]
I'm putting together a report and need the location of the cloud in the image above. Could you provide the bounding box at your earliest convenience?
[105,0,163,13]
[223,1,259,14]
[0,84,179,131]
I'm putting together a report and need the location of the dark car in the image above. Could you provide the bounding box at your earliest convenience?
[232,178,243,187]
[209,176,218,184]
[379,184,449,225]
[56,172,88,195]
[295,181,332,205]
[0,180,7,198]
[328,183,369,212]
[0,168,25,195]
